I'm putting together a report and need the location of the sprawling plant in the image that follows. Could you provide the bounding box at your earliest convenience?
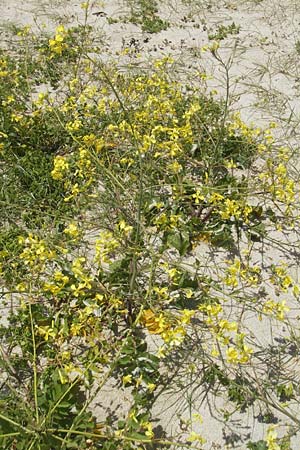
[0,7,299,449]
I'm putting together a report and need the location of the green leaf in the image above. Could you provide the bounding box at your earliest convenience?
[247,441,267,450]
[126,431,149,441]
[167,231,191,256]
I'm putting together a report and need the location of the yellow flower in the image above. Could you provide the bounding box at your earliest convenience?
[143,422,154,438]
[238,345,253,363]
[51,156,69,180]
[168,160,182,173]
[293,284,299,297]
[185,289,194,299]
[141,309,169,334]
[219,320,238,332]
[219,198,241,220]
[156,346,166,358]
[181,309,194,324]
[187,431,205,444]
[147,383,156,393]
[122,374,132,385]
[64,183,80,202]
[70,323,82,336]
[226,347,239,364]
[66,119,82,132]
[266,426,280,450]
[64,222,80,238]
[95,231,120,264]
[49,25,68,56]
[192,189,205,204]
[128,409,138,423]
[118,220,133,235]
[263,299,290,321]
[17,25,31,37]
[226,159,237,169]
[209,192,224,204]
[37,324,56,341]
[211,346,220,357]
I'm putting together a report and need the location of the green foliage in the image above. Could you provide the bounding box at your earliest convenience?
[247,442,268,450]
[0,8,299,450]
[125,0,169,33]
[208,22,240,41]
[0,368,94,449]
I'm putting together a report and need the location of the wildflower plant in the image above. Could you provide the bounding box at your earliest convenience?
[0,5,300,449]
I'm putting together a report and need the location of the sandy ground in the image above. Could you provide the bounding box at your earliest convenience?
[1,0,300,448]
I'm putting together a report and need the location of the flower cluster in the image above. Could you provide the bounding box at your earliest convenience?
[49,25,68,56]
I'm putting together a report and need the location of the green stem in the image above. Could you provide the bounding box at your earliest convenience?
[29,301,39,424]
[0,432,20,438]
[50,428,198,448]
[0,413,33,434]
[27,437,39,450]
[60,310,145,446]
[73,0,90,80]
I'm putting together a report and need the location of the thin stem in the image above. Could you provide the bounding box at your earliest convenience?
[51,428,199,448]
[0,413,33,434]
[29,301,39,424]
[60,308,145,446]
[0,432,20,438]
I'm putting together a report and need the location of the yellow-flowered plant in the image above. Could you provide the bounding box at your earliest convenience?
[1,19,300,450]
[49,25,68,56]
[51,155,69,180]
